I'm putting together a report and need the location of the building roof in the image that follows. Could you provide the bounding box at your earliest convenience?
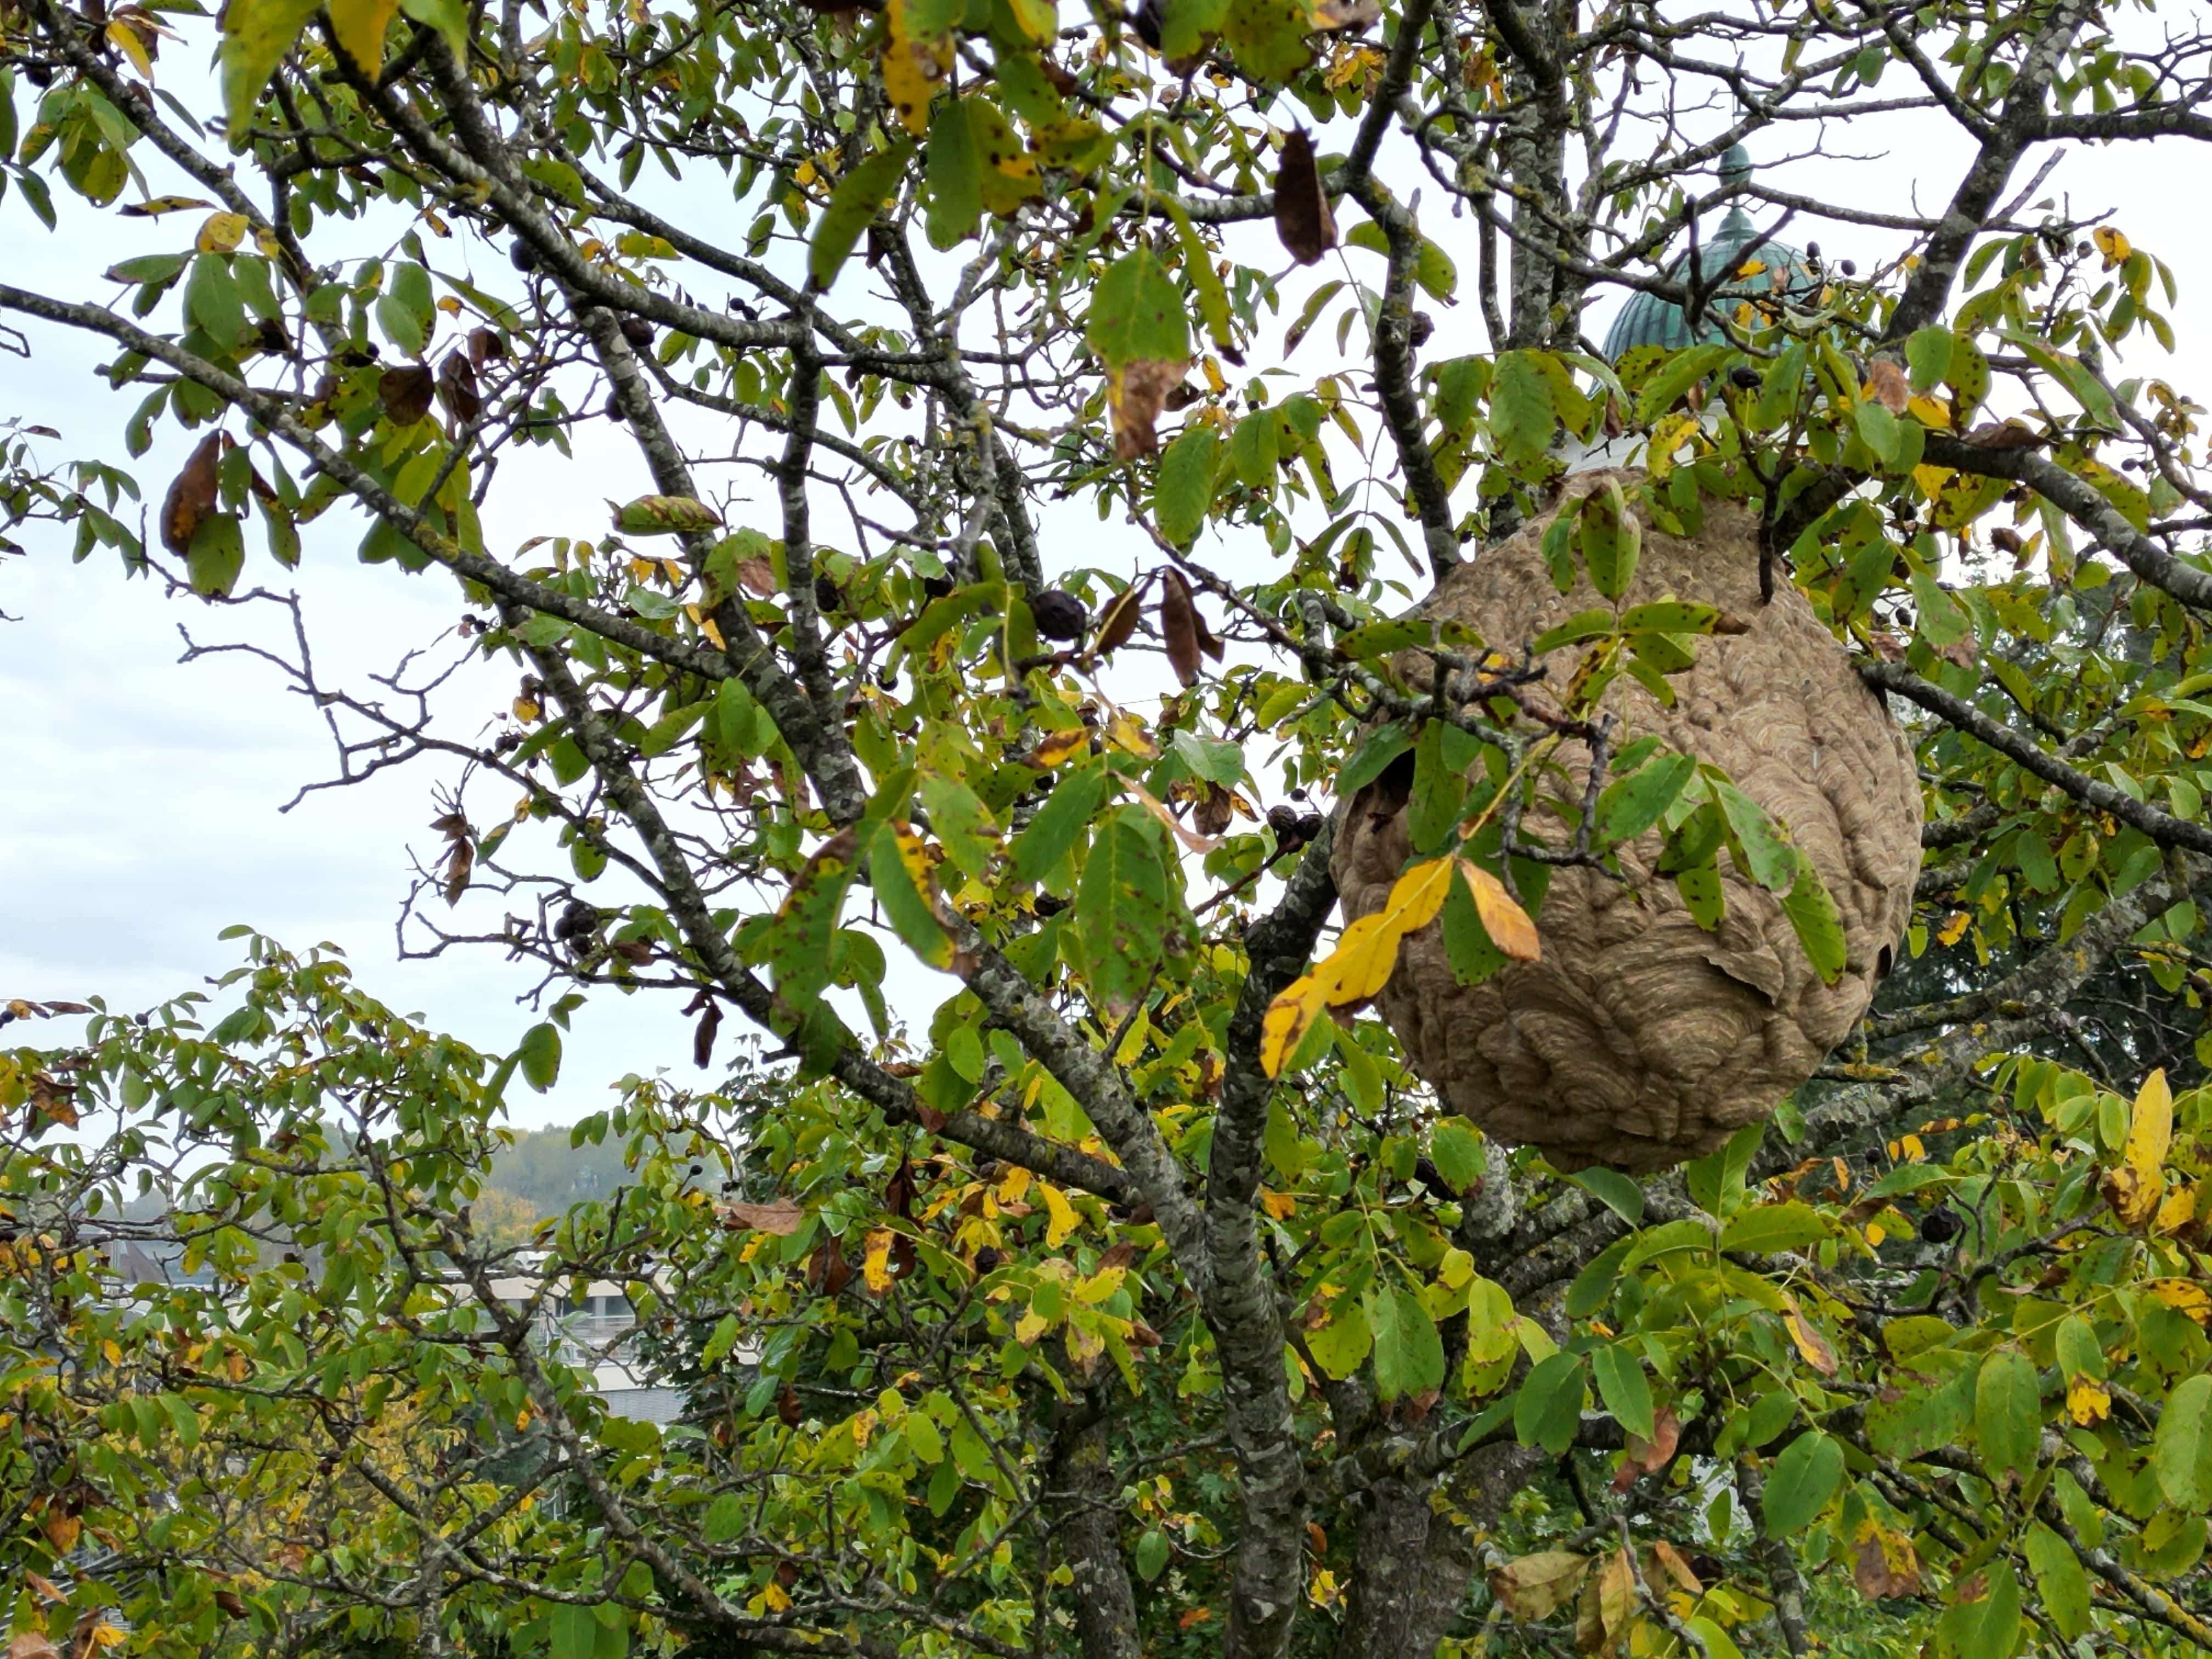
[1601,147,1815,359]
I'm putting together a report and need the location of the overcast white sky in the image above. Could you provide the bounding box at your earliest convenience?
[5,24,2210,1127]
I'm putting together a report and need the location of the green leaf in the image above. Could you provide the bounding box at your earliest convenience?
[1853,397,1902,467]
[396,0,469,58]
[1905,326,1953,393]
[1338,724,1412,795]
[220,0,322,143]
[1590,1344,1655,1443]
[1974,1347,2041,1486]
[1618,600,1718,634]
[2022,1523,2089,1641]
[1367,1286,1446,1403]
[1594,752,1695,845]
[516,1022,562,1092]
[1490,350,1556,467]
[106,252,189,286]
[917,773,997,879]
[2008,334,2118,429]
[1910,566,1971,647]
[185,513,245,597]
[1718,1200,1826,1255]
[1514,1352,1586,1455]
[1011,763,1113,884]
[866,820,954,971]
[1936,1560,2019,1659]
[1430,1119,1485,1194]
[1707,778,1796,893]
[1568,1168,1645,1226]
[1530,607,1617,655]
[1075,808,1169,1017]
[1306,1298,1372,1379]
[2154,1372,2212,1511]
[1135,1530,1171,1582]
[1155,425,1218,544]
[1227,409,1278,489]
[2054,1314,2104,1381]
[1632,343,1729,425]
[808,145,912,292]
[1086,249,1190,370]
[923,100,981,251]
[1165,196,1233,354]
[1760,1432,1842,1536]
[1778,860,1848,985]
[185,253,244,347]
[1579,479,1640,601]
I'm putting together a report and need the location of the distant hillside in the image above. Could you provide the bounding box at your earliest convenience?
[488,1123,637,1213]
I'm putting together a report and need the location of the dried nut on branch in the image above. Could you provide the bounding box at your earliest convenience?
[1333,473,1922,1172]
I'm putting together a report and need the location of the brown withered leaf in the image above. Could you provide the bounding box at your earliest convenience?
[807,1234,853,1297]
[1610,1403,1681,1490]
[378,364,436,426]
[161,430,222,557]
[1091,574,1150,657]
[1096,1239,1141,1271]
[912,1099,948,1132]
[1866,357,1910,414]
[777,1380,804,1425]
[1158,567,1203,686]
[884,1156,919,1220]
[30,1074,78,1130]
[442,837,473,905]
[1850,1527,1922,1599]
[1193,782,1234,837]
[1962,417,2045,450]
[692,997,721,1069]
[437,351,482,425]
[1109,358,1188,459]
[716,1198,804,1234]
[8,1633,59,1659]
[1647,1539,1702,1596]
[1273,128,1338,266]
[1575,1549,1635,1657]
[468,326,506,369]
[610,938,655,964]
[733,557,780,597]
[1487,1551,1591,1622]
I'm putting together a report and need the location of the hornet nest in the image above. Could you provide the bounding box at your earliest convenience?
[1331,471,1922,1173]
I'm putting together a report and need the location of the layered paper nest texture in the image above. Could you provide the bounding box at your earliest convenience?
[1331,472,1923,1173]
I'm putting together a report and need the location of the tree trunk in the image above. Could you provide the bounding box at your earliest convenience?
[1047,1400,1142,1659]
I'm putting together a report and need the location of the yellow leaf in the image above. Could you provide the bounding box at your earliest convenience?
[105,18,155,77]
[1782,1297,1838,1376]
[2092,225,2131,269]
[997,1165,1032,1205]
[1906,393,1952,429]
[196,211,250,252]
[1260,972,1327,1079]
[759,1581,792,1612]
[1459,859,1541,961]
[1105,711,1158,759]
[2126,1068,2173,1186]
[328,0,400,70]
[1313,912,1406,1008]
[2147,1277,2210,1326]
[2066,1375,2111,1425]
[1260,1189,1296,1220]
[1014,1308,1049,1344]
[1024,727,1090,768]
[1041,1184,1080,1248]
[1381,854,1454,936]
[1936,909,1971,946]
[881,0,951,137]
[862,1228,895,1294]
[2157,1180,2199,1235]
[1646,411,1700,478]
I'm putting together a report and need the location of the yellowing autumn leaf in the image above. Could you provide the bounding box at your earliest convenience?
[1382,854,1454,935]
[2126,1068,2173,1187]
[862,1228,895,1294]
[881,0,951,137]
[1041,1184,1080,1248]
[196,211,250,252]
[1317,912,1408,1008]
[1782,1297,1838,1375]
[2066,1375,2111,1425]
[328,0,400,69]
[1260,1189,1296,1220]
[1023,727,1090,768]
[2092,225,2131,269]
[1459,859,1541,961]
[1260,972,1327,1079]
[2147,1277,2210,1326]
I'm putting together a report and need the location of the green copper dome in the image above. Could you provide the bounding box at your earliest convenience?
[1601,147,1814,360]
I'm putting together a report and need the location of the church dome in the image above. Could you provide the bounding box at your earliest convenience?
[1601,147,1816,360]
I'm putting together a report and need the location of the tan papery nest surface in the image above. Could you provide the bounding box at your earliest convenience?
[1331,472,1923,1173]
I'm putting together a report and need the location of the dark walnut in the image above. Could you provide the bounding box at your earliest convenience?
[1333,472,1922,1173]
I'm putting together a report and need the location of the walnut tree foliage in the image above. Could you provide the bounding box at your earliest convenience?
[5,0,2212,1653]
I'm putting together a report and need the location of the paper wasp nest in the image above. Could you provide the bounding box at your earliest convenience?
[1332,473,1922,1173]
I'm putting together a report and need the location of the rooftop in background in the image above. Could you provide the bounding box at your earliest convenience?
[1602,147,1817,360]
